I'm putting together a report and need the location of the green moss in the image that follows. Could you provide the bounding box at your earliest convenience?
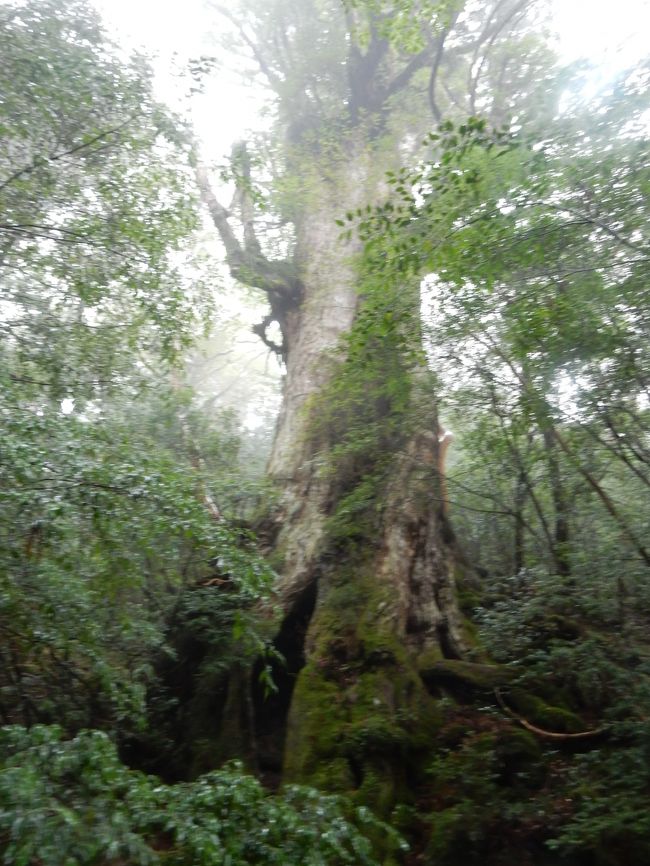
[283,663,345,780]
[418,659,516,691]
[283,563,444,816]
[416,647,445,669]
[285,653,442,799]
[357,762,402,816]
[507,689,587,733]
[456,585,482,615]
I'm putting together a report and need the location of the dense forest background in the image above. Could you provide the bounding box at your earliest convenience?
[1,0,650,864]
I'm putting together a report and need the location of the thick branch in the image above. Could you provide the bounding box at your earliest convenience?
[231,143,263,258]
[195,165,243,264]
[427,33,447,122]
[385,46,433,101]
[195,164,300,299]
[347,15,390,121]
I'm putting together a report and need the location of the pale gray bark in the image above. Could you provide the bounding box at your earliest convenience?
[197,140,469,653]
[266,146,378,608]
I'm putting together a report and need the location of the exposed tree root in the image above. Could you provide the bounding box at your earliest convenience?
[494,687,606,741]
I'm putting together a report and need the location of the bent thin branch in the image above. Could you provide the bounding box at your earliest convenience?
[550,426,650,568]
[207,2,284,94]
[494,688,605,741]
[427,10,461,122]
[253,312,285,359]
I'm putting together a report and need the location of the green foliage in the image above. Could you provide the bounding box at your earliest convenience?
[547,734,650,863]
[472,567,650,862]
[4,1,650,864]
[0,725,397,866]
[0,375,274,734]
[308,268,430,546]
[343,0,463,54]
[0,0,214,396]
[425,730,538,863]
[347,48,650,862]
[356,60,650,578]
[0,0,273,739]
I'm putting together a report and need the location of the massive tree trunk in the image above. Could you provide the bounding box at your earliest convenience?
[195,0,540,801]
[268,155,471,803]
[199,139,472,799]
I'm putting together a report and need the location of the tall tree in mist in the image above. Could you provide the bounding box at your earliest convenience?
[196,0,557,795]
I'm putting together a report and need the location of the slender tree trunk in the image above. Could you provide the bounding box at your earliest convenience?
[513,468,527,574]
[542,428,571,578]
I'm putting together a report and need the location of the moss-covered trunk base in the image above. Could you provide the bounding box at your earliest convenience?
[282,565,444,812]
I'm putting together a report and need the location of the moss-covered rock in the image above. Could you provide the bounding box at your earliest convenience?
[507,689,587,734]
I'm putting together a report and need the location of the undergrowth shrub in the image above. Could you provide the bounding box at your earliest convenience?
[0,725,404,866]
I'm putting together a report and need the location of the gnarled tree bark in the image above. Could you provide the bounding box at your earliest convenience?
[195,0,539,796]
